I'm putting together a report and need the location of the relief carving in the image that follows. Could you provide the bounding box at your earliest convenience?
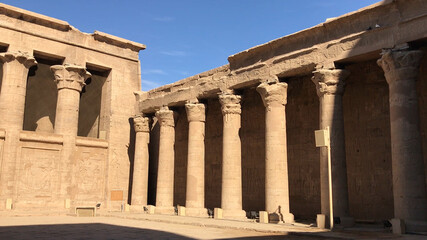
[50,64,91,92]
[377,49,424,84]
[218,93,241,115]
[133,116,150,132]
[312,69,349,97]
[185,103,206,122]
[155,107,175,127]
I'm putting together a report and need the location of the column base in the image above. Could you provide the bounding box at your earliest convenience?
[185,207,209,217]
[222,209,247,220]
[154,206,175,215]
[281,212,294,223]
[129,205,145,213]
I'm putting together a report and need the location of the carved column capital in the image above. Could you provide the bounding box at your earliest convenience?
[155,107,175,127]
[185,103,206,122]
[377,49,424,84]
[218,93,241,115]
[50,64,91,92]
[133,116,150,133]
[0,51,37,68]
[256,82,288,108]
[312,69,349,97]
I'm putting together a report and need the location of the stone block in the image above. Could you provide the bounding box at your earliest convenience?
[125,203,130,212]
[391,218,405,234]
[317,214,326,229]
[259,211,268,223]
[76,207,95,217]
[6,198,12,210]
[177,206,186,216]
[146,205,155,214]
[214,208,223,219]
[64,199,71,209]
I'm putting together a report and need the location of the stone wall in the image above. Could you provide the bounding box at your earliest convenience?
[418,52,427,191]
[14,132,63,210]
[78,70,107,138]
[173,106,188,206]
[240,88,265,212]
[343,60,393,221]
[286,76,320,220]
[148,119,160,205]
[74,144,108,206]
[204,98,223,210]
[23,62,57,133]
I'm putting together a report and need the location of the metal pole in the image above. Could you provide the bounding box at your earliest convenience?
[326,126,334,229]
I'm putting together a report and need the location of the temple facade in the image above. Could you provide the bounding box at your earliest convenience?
[134,0,427,233]
[0,3,145,213]
[1,0,427,234]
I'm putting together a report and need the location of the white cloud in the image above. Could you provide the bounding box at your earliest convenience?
[153,16,174,22]
[142,69,167,75]
[160,50,187,57]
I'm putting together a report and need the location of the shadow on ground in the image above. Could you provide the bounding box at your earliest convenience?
[0,223,321,240]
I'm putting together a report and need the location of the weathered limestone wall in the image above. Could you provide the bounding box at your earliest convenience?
[23,62,57,133]
[204,98,223,210]
[78,71,107,138]
[240,88,265,212]
[0,62,3,92]
[14,131,63,210]
[343,60,393,221]
[73,143,108,206]
[0,3,144,211]
[173,106,188,206]
[285,76,320,220]
[418,52,427,191]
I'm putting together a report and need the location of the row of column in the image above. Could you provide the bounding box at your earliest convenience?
[0,51,91,205]
[131,47,427,223]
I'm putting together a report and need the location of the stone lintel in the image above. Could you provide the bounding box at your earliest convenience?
[50,64,91,92]
[312,69,349,97]
[133,116,150,133]
[0,51,37,68]
[93,31,146,52]
[0,3,71,31]
[185,103,206,122]
[218,93,241,115]
[377,49,424,84]
[256,82,288,108]
[155,107,175,127]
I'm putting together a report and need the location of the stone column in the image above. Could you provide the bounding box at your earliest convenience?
[185,103,208,217]
[218,92,246,219]
[312,69,351,221]
[257,82,294,223]
[0,51,37,130]
[0,51,37,208]
[377,49,427,222]
[51,64,91,136]
[155,106,176,214]
[51,64,91,206]
[131,116,150,208]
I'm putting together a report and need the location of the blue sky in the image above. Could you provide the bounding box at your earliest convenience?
[2,0,379,90]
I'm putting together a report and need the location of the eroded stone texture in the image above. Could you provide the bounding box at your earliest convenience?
[185,103,208,217]
[155,107,176,214]
[377,49,427,221]
[218,93,246,219]
[343,60,393,221]
[285,76,320,220]
[257,82,294,223]
[131,116,150,208]
[0,51,37,208]
[312,69,351,220]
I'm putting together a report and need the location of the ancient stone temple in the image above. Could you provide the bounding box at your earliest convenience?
[0,3,145,213]
[1,0,427,234]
